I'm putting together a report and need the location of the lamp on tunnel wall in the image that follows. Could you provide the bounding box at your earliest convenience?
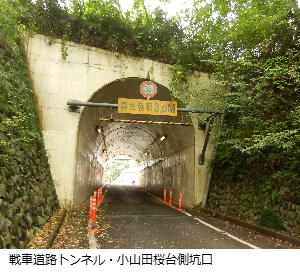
[143,134,166,160]
[96,126,102,134]
[160,135,166,141]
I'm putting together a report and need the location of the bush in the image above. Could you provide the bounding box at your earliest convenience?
[259,209,285,230]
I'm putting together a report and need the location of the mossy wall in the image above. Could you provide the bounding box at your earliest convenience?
[0,3,60,248]
[206,175,300,235]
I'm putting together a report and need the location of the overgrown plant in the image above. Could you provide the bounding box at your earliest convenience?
[259,209,285,230]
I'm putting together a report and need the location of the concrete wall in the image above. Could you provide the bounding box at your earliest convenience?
[25,33,219,209]
[139,145,196,208]
[25,34,173,208]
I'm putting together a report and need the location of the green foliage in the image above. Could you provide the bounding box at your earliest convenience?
[0,0,59,207]
[259,209,285,230]
[184,1,300,207]
[16,0,186,61]
[107,161,130,181]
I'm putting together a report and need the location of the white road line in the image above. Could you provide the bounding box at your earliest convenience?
[181,210,192,216]
[193,217,260,249]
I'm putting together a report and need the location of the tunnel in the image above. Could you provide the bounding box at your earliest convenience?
[73,78,197,208]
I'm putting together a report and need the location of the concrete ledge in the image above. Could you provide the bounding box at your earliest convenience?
[202,208,300,247]
[44,209,67,249]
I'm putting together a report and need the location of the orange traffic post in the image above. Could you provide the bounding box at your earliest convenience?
[163,189,167,203]
[96,189,100,206]
[168,190,173,206]
[88,196,99,232]
[99,187,103,203]
[94,190,97,200]
[89,196,93,221]
[92,196,96,227]
[178,192,183,211]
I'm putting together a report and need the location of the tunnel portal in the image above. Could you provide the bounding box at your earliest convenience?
[26,34,217,210]
[74,78,196,208]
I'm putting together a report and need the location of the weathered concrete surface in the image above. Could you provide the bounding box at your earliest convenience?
[25,33,219,209]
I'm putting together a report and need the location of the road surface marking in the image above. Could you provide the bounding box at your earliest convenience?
[193,217,260,249]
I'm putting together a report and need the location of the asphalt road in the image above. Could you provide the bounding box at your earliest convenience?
[90,182,297,249]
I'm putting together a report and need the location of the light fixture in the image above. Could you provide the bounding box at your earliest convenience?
[97,126,102,134]
[160,135,166,141]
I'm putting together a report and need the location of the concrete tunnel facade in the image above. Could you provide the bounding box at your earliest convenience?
[25,34,219,209]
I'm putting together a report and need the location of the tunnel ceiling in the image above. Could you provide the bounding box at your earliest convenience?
[78,78,195,168]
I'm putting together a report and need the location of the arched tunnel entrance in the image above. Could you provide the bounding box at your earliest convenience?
[73,78,196,208]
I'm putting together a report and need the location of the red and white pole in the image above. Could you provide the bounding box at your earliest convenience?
[168,190,173,206]
[88,196,99,232]
[178,192,183,211]
[88,195,99,232]
[91,196,97,227]
[99,187,103,203]
[89,196,93,221]
[94,190,97,205]
[96,189,100,206]
[163,189,167,203]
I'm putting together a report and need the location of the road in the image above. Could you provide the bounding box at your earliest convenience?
[88,182,297,249]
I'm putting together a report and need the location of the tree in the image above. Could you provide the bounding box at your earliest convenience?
[178,0,300,205]
[107,161,130,181]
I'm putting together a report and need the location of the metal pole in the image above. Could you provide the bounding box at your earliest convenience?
[198,116,215,165]
[67,100,224,114]
[68,100,118,108]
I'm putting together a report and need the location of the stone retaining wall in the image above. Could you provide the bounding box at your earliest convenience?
[0,154,60,248]
[206,181,300,235]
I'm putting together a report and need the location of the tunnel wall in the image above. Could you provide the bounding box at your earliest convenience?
[73,106,105,207]
[139,145,196,208]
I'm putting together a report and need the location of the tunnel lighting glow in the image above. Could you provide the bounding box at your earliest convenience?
[160,136,166,141]
[97,127,102,134]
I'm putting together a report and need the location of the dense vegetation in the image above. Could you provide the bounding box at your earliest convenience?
[1,0,300,228]
[0,0,60,248]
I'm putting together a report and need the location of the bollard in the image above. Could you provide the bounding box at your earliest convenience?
[89,196,93,221]
[96,189,100,206]
[99,187,103,203]
[178,192,183,211]
[91,196,97,227]
[163,189,167,204]
[88,196,98,232]
[168,190,173,206]
[94,190,97,200]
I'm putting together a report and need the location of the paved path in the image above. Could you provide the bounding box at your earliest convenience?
[88,183,297,249]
